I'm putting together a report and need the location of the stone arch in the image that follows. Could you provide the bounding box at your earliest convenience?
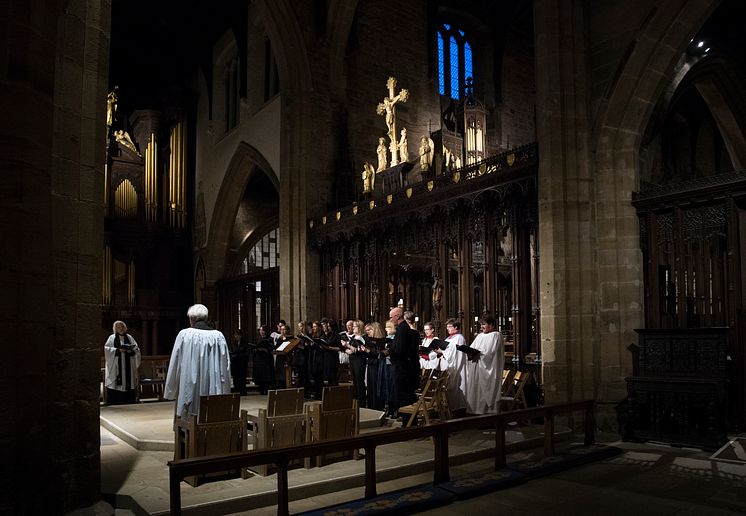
[327,0,359,99]
[592,0,720,397]
[204,142,279,282]
[596,1,721,154]
[682,58,746,169]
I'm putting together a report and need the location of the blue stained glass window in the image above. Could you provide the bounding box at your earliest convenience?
[450,36,459,99]
[438,32,445,95]
[464,41,473,86]
[438,23,474,100]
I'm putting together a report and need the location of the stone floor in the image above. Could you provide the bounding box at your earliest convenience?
[101,396,534,515]
[100,398,746,515]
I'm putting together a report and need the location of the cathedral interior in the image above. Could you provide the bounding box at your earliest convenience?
[3,0,746,513]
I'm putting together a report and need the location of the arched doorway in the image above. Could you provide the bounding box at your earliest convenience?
[214,169,280,343]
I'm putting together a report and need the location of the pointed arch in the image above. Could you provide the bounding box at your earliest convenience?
[327,0,359,99]
[205,142,278,282]
[595,0,721,153]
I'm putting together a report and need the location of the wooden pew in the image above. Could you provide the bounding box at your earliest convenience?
[173,393,243,486]
[305,385,359,467]
[243,388,308,477]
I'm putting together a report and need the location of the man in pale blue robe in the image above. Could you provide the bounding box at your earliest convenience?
[464,315,504,414]
[164,304,231,420]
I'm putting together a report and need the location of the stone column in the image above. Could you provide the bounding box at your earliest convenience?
[0,0,111,512]
[257,0,319,327]
[534,0,597,405]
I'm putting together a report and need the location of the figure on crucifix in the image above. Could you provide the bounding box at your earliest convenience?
[376,76,409,166]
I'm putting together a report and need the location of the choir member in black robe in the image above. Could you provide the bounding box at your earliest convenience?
[252,325,274,394]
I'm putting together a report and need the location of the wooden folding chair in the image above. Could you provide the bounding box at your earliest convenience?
[501,368,516,397]
[243,388,308,477]
[173,393,244,486]
[398,373,448,427]
[305,385,359,467]
[500,370,529,411]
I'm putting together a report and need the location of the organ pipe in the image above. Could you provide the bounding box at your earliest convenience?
[102,245,112,305]
[145,133,158,222]
[128,260,136,305]
[114,179,137,219]
[169,122,186,228]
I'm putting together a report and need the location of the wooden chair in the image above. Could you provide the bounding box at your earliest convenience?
[173,393,244,486]
[500,370,529,412]
[243,388,308,477]
[398,371,449,427]
[138,355,169,401]
[501,368,516,397]
[305,385,359,467]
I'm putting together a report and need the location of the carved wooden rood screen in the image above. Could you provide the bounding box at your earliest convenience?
[308,143,541,370]
[631,170,746,437]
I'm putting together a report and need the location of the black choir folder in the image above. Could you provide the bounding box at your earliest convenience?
[419,338,446,355]
[457,344,481,361]
[298,334,334,350]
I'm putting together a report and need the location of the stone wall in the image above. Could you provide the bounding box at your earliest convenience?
[499,24,536,150]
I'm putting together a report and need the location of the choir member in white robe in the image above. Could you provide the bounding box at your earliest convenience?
[419,322,445,370]
[104,320,141,404]
[463,316,504,414]
[442,318,468,413]
[164,304,231,420]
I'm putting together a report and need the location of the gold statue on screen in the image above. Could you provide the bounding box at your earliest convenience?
[106,86,119,127]
[362,161,375,194]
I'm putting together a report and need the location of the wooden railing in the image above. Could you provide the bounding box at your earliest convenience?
[168,400,595,516]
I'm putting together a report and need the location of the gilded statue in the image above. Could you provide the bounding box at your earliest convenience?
[114,129,139,155]
[443,145,452,170]
[376,137,388,171]
[362,161,375,193]
[106,86,119,127]
[419,135,434,171]
[376,77,409,165]
[398,128,409,162]
[432,277,443,308]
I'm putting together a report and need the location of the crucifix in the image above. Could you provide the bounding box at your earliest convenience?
[376,76,409,166]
